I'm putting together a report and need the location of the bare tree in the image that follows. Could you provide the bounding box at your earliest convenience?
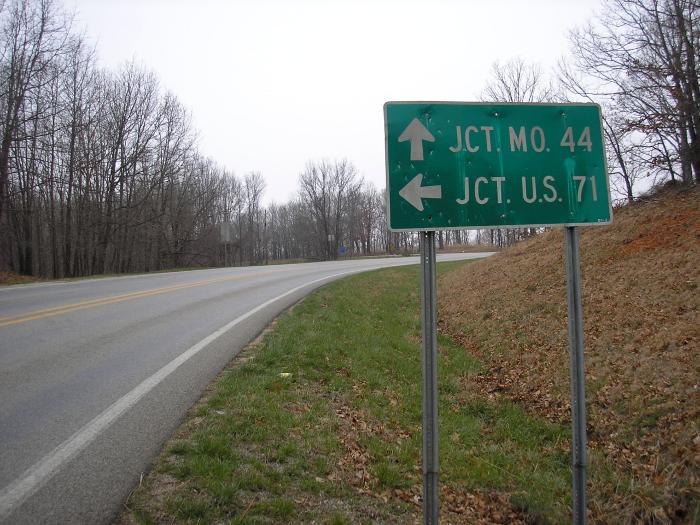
[0,1,396,277]
[564,0,700,185]
[482,57,561,103]
[243,171,265,264]
[298,159,361,260]
[0,0,71,269]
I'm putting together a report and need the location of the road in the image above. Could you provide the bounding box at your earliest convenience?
[0,253,492,524]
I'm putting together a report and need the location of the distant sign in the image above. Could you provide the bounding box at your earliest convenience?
[384,102,612,231]
[338,245,347,256]
[219,222,233,243]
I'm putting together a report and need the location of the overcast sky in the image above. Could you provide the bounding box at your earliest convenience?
[67,0,602,205]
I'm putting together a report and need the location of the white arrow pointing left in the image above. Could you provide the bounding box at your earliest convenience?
[398,174,442,212]
[398,118,435,161]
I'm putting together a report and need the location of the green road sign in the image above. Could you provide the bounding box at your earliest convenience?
[384,102,612,231]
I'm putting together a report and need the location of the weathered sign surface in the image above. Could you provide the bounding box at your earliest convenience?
[384,102,612,231]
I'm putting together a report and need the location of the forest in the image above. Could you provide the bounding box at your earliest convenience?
[0,0,697,278]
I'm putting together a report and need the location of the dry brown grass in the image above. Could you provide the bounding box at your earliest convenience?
[0,271,39,285]
[438,185,699,524]
[438,244,501,254]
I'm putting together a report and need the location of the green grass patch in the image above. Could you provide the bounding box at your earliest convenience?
[122,260,573,524]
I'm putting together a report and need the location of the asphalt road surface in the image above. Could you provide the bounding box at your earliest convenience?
[0,253,492,524]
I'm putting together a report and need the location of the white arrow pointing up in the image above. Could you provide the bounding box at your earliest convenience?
[398,118,435,161]
[399,174,442,212]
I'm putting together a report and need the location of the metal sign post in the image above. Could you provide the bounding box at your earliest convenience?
[420,231,439,525]
[565,226,588,525]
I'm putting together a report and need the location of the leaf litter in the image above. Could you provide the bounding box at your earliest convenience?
[438,185,700,524]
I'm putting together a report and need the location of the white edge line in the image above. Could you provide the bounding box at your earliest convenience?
[0,268,364,519]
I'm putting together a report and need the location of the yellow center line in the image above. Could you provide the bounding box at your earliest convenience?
[0,269,291,328]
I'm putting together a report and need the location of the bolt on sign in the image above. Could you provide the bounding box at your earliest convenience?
[384,102,612,231]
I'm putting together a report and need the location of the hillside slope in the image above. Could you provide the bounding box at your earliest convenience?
[438,185,699,523]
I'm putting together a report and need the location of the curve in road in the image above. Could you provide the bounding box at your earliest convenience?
[0,253,492,524]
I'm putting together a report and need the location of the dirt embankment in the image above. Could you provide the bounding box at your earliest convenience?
[438,185,699,523]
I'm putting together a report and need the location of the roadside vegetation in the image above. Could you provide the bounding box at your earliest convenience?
[439,184,699,523]
[0,271,40,285]
[119,260,576,525]
[120,185,698,524]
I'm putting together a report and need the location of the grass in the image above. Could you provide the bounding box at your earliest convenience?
[119,260,576,524]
